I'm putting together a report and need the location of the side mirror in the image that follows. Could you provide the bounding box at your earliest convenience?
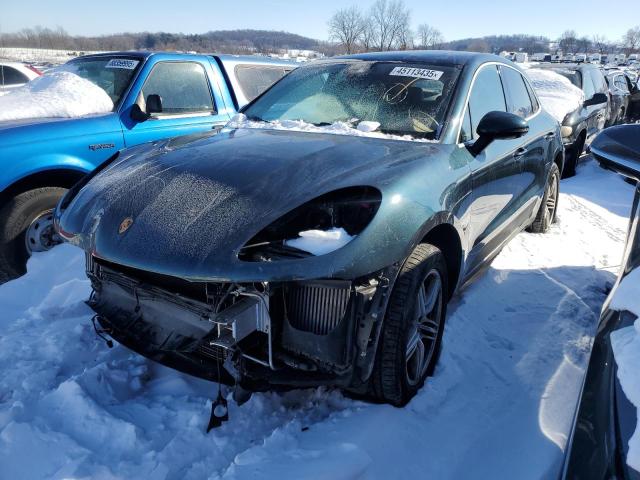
[146,94,163,114]
[591,125,640,182]
[467,111,529,156]
[584,92,608,107]
[130,104,150,122]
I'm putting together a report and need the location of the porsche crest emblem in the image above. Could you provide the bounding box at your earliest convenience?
[118,217,134,234]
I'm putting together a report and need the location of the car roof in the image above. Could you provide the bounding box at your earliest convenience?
[338,50,510,69]
[69,51,296,67]
[534,62,598,71]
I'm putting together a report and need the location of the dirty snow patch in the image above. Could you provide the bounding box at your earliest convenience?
[226,114,435,142]
[0,71,113,121]
[285,228,354,255]
[525,68,584,123]
[611,318,640,472]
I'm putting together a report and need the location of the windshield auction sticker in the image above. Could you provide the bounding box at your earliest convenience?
[389,67,443,80]
[105,59,140,69]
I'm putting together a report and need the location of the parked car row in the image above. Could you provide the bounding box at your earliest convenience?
[529,61,640,178]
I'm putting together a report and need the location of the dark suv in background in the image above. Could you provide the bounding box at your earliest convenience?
[604,69,640,126]
[535,63,610,177]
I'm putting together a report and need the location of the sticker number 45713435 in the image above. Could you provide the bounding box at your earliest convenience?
[389,67,443,80]
[105,59,140,70]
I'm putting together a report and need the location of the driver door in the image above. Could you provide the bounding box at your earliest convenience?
[122,61,230,147]
[462,64,530,273]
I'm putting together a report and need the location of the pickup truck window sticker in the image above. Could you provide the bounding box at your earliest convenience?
[105,59,140,70]
[389,67,444,80]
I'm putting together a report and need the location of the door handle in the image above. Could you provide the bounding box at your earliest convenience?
[513,147,528,158]
[212,125,223,134]
[544,132,555,141]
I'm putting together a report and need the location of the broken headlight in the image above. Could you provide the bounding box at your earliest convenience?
[238,186,382,261]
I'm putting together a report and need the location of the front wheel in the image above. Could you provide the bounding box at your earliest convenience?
[528,163,560,234]
[0,187,66,281]
[369,243,448,406]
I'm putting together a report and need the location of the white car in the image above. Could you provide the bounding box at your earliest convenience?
[0,62,41,91]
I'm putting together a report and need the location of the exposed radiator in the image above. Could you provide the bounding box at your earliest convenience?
[284,281,351,335]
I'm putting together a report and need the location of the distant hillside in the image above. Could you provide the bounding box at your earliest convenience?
[0,28,324,55]
[441,34,550,54]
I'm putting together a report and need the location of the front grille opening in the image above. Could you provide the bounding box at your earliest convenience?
[283,281,351,335]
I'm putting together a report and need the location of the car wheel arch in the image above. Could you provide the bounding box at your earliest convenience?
[415,218,463,300]
[0,168,88,203]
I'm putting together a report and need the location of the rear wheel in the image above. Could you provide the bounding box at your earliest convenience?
[528,163,560,234]
[0,187,66,282]
[369,243,448,406]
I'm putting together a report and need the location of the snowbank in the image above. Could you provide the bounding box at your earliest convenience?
[611,319,640,472]
[525,69,584,123]
[285,228,354,255]
[226,114,436,142]
[0,71,113,121]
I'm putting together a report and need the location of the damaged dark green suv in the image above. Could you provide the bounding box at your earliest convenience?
[55,51,564,406]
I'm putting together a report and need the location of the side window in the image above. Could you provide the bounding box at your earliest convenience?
[501,67,534,118]
[524,78,540,113]
[615,75,629,93]
[460,105,473,143]
[582,71,595,99]
[589,69,607,94]
[141,62,214,115]
[2,66,29,85]
[467,65,507,139]
[235,65,292,102]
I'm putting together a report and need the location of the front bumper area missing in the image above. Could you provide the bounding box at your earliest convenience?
[86,255,396,391]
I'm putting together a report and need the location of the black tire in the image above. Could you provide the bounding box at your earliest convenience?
[0,187,66,282]
[369,243,448,406]
[528,163,560,234]
[562,134,585,179]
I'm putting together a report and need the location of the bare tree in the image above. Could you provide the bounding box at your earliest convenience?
[416,24,444,49]
[369,0,411,51]
[576,36,591,54]
[623,26,640,53]
[328,6,366,54]
[559,30,578,53]
[592,34,608,54]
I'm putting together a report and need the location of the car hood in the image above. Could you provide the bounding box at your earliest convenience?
[58,127,459,281]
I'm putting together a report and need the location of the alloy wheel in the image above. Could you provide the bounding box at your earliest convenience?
[405,269,444,386]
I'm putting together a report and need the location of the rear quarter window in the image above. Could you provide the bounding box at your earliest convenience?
[235,64,292,102]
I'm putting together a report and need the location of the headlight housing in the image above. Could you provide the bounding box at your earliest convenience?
[238,186,382,261]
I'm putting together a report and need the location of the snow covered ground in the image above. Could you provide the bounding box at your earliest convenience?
[0,156,634,479]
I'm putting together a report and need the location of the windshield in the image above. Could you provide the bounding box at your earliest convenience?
[554,69,582,89]
[243,61,460,140]
[55,56,141,107]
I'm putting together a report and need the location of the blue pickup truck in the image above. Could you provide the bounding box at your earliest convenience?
[0,51,295,280]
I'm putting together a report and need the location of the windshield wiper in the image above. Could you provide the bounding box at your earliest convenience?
[245,114,267,122]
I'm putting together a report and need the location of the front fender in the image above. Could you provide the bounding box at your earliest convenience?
[0,153,94,194]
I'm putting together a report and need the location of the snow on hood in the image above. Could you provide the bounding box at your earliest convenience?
[525,69,584,123]
[225,114,436,143]
[610,268,640,472]
[611,318,640,472]
[0,71,113,121]
[611,268,640,318]
[285,228,354,256]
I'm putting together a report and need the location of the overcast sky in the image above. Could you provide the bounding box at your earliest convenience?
[1,0,636,42]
